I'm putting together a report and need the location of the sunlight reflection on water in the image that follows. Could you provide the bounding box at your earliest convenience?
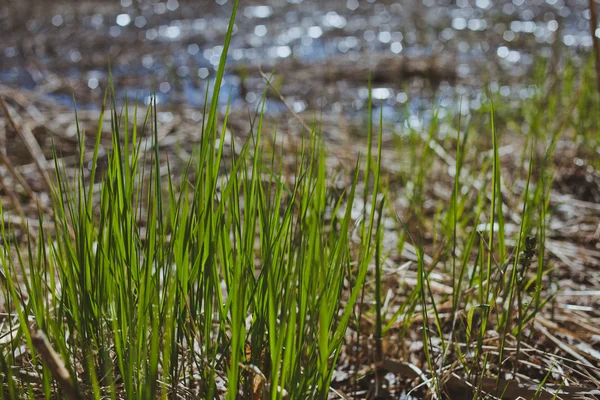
[0,0,595,117]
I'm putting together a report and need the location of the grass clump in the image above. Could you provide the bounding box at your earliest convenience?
[0,3,386,398]
[2,98,384,399]
[0,53,385,400]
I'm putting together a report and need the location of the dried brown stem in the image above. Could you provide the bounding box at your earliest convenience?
[258,67,313,134]
[0,170,26,225]
[0,97,54,193]
[31,330,80,400]
[0,151,52,215]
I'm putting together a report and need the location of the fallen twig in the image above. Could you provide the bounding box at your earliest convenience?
[0,97,54,195]
[31,330,80,400]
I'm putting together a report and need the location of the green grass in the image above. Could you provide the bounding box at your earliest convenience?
[1,3,386,398]
[1,1,600,399]
[388,54,598,396]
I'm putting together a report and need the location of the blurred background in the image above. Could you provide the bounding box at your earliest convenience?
[0,0,595,120]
